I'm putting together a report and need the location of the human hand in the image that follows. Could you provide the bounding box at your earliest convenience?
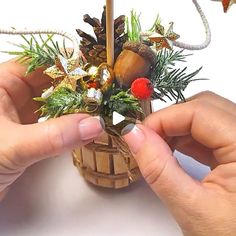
[0,59,103,200]
[123,92,236,236]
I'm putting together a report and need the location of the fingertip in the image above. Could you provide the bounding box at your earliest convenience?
[78,116,104,140]
[15,114,103,165]
[122,124,145,154]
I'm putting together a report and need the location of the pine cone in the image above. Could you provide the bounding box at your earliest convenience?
[76,6,127,66]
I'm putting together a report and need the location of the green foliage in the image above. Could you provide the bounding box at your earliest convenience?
[102,88,143,118]
[126,10,142,42]
[153,49,188,77]
[35,87,84,118]
[148,14,161,32]
[150,49,202,102]
[3,34,73,75]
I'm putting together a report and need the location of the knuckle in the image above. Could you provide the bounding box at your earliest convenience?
[190,98,211,113]
[198,90,215,98]
[187,90,216,103]
[190,91,218,103]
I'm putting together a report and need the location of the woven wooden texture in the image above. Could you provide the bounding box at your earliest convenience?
[72,100,151,189]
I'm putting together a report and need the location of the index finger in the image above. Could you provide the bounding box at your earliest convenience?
[144,99,236,152]
[0,59,51,111]
[0,58,51,88]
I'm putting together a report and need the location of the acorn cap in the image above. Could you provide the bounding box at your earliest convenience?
[123,42,156,64]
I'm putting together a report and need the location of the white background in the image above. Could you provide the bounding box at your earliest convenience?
[0,0,235,236]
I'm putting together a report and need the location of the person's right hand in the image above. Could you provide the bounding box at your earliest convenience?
[123,91,236,236]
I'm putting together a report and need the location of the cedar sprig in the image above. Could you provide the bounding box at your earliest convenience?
[3,34,73,75]
[150,49,202,102]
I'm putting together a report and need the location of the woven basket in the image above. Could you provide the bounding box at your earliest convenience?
[72,100,152,189]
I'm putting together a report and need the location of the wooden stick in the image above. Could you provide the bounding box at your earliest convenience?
[106,0,114,67]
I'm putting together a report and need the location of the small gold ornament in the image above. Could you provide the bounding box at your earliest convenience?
[97,63,114,92]
[148,22,180,50]
[82,63,114,92]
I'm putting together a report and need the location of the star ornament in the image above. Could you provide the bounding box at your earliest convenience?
[148,22,180,50]
[214,0,236,12]
[44,55,88,90]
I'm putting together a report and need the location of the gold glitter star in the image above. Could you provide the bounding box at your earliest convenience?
[44,55,88,91]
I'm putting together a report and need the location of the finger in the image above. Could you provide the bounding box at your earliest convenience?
[0,59,51,112]
[0,88,20,123]
[146,92,236,168]
[187,91,236,116]
[169,135,218,168]
[0,58,51,87]
[144,99,236,162]
[0,188,9,201]
[123,124,203,211]
[13,114,103,166]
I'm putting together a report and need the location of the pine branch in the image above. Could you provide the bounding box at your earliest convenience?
[153,49,190,78]
[152,67,202,102]
[150,49,202,102]
[35,87,85,118]
[2,34,71,75]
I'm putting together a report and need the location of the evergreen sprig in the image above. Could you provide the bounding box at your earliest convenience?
[102,88,143,118]
[153,49,189,78]
[3,34,73,75]
[34,87,84,118]
[152,67,202,101]
[150,49,202,102]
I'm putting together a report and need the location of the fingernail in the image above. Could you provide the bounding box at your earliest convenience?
[78,116,103,140]
[122,124,145,154]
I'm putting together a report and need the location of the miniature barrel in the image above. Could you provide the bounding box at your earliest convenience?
[72,100,152,189]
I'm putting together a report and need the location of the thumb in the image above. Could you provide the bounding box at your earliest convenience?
[122,124,202,207]
[14,114,103,166]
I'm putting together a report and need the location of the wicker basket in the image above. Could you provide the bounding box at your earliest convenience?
[72,100,151,189]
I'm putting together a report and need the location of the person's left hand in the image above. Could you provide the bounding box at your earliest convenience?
[0,59,103,200]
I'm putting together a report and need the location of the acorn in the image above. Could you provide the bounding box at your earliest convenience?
[114,42,156,87]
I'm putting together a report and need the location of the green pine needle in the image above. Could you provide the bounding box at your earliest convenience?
[35,87,85,118]
[150,49,202,102]
[2,34,73,75]
[102,88,143,118]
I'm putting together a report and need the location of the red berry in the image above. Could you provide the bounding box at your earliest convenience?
[131,78,153,100]
[87,81,98,89]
